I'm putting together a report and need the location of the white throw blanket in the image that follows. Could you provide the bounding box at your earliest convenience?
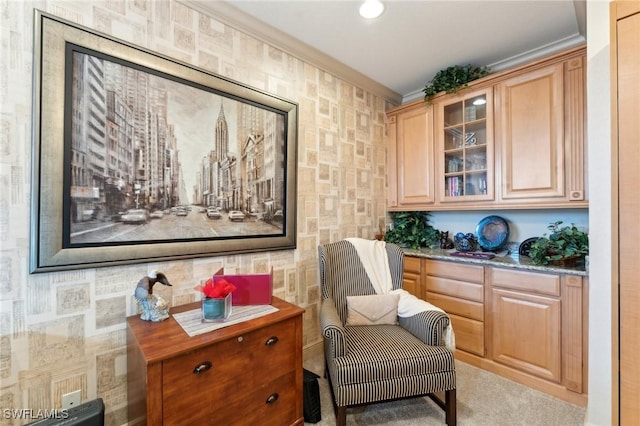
[346,238,456,351]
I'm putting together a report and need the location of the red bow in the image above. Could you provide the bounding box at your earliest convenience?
[194,278,236,298]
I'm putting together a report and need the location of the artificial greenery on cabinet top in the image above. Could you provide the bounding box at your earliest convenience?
[384,211,440,250]
[423,64,491,103]
[528,221,589,266]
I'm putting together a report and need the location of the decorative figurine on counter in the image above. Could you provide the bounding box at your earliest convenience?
[439,231,454,249]
[134,270,172,322]
[454,232,478,252]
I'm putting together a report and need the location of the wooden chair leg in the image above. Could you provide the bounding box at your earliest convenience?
[336,405,347,426]
[445,388,457,426]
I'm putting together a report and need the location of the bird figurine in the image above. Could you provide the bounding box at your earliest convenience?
[135,270,172,322]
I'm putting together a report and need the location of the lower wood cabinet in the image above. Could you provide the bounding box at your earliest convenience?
[406,256,588,406]
[491,286,562,383]
[489,268,587,398]
[127,297,305,426]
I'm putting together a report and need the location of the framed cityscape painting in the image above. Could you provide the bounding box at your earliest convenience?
[30,11,298,273]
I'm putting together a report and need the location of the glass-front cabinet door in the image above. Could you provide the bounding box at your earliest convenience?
[436,87,494,202]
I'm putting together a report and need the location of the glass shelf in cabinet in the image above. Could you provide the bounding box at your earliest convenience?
[444,126,464,149]
[463,172,488,196]
[444,103,463,127]
[464,123,487,146]
[465,96,487,121]
[445,153,464,173]
[444,175,464,197]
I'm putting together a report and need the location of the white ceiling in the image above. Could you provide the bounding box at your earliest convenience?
[187,1,586,103]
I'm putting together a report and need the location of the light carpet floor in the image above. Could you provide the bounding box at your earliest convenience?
[303,350,586,426]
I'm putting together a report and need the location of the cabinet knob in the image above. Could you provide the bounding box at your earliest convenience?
[265,336,279,346]
[265,393,279,404]
[193,361,212,375]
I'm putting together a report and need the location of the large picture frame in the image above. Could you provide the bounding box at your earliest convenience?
[30,11,298,273]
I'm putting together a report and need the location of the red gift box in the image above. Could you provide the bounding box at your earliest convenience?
[213,268,273,305]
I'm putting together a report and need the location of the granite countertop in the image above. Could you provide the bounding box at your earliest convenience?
[403,248,588,277]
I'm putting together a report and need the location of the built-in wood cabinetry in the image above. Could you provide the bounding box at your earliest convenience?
[406,256,588,406]
[435,88,494,203]
[496,63,565,200]
[495,57,586,205]
[386,102,434,209]
[612,1,640,423]
[489,268,587,397]
[387,46,587,211]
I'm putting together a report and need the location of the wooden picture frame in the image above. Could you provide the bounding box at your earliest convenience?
[30,11,298,273]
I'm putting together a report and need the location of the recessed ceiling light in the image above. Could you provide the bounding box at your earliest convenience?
[359,0,384,19]
[473,98,487,106]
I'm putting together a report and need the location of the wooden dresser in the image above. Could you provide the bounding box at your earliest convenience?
[127,296,305,426]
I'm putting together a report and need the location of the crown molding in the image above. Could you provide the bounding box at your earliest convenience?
[178,0,403,105]
[487,33,586,73]
[401,33,586,104]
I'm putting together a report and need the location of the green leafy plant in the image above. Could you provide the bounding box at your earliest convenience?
[528,221,589,266]
[384,211,440,250]
[423,64,491,103]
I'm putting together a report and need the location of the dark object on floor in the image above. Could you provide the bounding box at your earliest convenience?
[303,369,322,423]
[26,398,104,426]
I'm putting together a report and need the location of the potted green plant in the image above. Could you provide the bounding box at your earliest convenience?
[528,221,589,266]
[384,211,440,250]
[423,64,491,103]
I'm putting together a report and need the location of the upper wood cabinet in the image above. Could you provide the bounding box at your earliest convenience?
[387,101,435,210]
[435,87,494,203]
[386,46,587,211]
[495,56,587,206]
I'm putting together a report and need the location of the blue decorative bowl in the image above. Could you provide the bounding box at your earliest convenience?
[476,215,510,251]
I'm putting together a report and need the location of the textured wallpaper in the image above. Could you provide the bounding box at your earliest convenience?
[0,1,392,424]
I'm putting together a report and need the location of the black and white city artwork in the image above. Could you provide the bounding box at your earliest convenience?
[65,48,287,246]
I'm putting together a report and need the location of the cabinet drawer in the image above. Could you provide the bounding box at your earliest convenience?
[403,256,423,298]
[426,291,483,321]
[491,267,560,296]
[162,319,296,420]
[426,276,484,302]
[404,256,421,274]
[426,259,484,283]
[166,371,297,426]
[449,313,484,356]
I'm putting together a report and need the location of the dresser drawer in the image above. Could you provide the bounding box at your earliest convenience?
[426,259,484,283]
[164,371,297,426]
[426,276,484,302]
[162,318,296,421]
[426,291,483,321]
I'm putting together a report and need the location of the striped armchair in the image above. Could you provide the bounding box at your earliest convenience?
[318,240,457,426]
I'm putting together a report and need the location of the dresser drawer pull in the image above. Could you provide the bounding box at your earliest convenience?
[265,336,279,346]
[193,361,212,375]
[265,393,279,404]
